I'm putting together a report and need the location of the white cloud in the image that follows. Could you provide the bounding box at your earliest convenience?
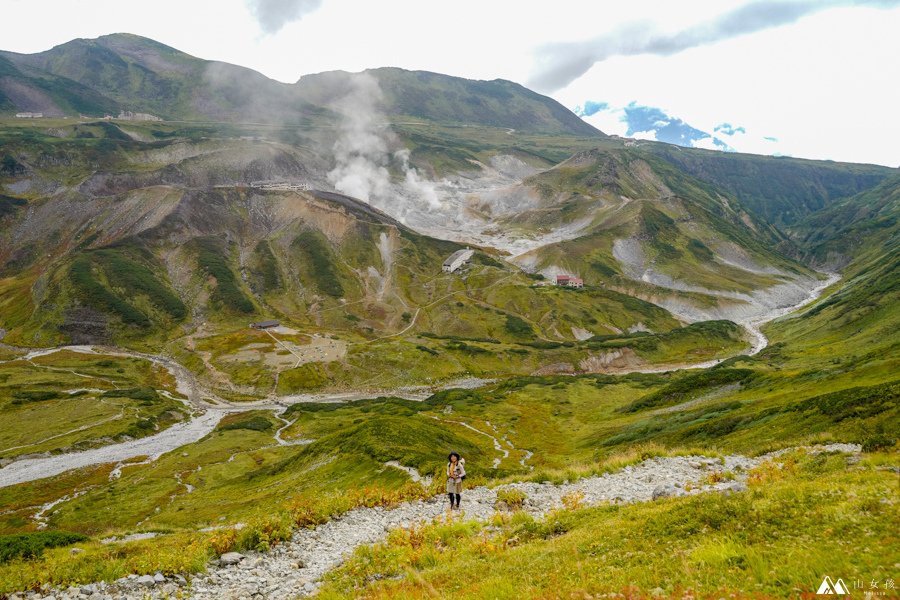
[246,0,322,34]
[630,130,658,142]
[690,137,722,150]
[555,7,900,166]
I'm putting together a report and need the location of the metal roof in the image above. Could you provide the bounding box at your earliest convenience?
[251,320,281,328]
[443,249,473,267]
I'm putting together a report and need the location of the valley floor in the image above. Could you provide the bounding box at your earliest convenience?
[0,270,840,487]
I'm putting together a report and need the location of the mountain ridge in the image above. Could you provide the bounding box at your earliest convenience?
[0,33,599,136]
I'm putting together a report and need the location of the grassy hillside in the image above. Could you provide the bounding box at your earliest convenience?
[297,67,601,136]
[1,119,754,396]
[1,206,896,588]
[0,350,186,461]
[0,34,326,124]
[0,34,601,138]
[319,450,897,599]
[643,142,895,227]
[511,147,817,322]
[791,173,899,268]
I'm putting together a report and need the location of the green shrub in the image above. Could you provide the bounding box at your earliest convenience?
[12,390,60,402]
[253,240,282,292]
[496,488,527,510]
[590,261,617,277]
[93,248,186,319]
[420,332,500,344]
[292,230,344,298]
[278,363,328,392]
[220,415,273,432]
[102,387,160,402]
[504,315,534,337]
[788,380,899,422]
[472,253,505,269]
[122,418,156,438]
[623,368,755,412]
[193,237,254,313]
[688,238,715,261]
[0,531,89,563]
[0,155,26,176]
[861,434,896,453]
[70,256,151,326]
[0,195,26,217]
[444,341,491,355]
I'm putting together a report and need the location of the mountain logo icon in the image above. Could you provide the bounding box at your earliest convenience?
[817,576,850,595]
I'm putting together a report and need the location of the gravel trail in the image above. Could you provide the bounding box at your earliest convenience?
[45,444,857,600]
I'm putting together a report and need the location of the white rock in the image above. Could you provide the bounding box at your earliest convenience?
[220,552,245,566]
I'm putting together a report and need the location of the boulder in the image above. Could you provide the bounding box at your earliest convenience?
[725,481,748,493]
[220,552,245,566]
[652,485,675,500]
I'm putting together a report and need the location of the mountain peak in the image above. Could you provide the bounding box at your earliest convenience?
[0,34,602,136]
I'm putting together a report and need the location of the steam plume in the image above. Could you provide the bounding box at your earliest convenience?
[326,74,392,202]
[326,74,444,219]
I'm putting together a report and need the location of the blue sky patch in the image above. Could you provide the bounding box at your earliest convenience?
[623,103,711,147]
[575,100,610,117]
[714,123,746,136]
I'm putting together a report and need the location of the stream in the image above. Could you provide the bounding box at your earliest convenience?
[0,272,839,488]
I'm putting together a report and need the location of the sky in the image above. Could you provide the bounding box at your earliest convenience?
[4,0,899,166]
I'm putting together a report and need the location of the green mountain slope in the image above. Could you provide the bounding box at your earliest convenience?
[0,34,599,137]
[508,147,818,323]
[0,54,119,117]
[791,173,900,268]
[2,119,751,399]
[296,67,600,136]
[643,143,894,226]
[1,34,325,124]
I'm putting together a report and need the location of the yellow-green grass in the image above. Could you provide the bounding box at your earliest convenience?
[0,464,116,534]
[8,406,499,536]
[1,281,895,591]
[317,450,899,599]
[0,352,186,459]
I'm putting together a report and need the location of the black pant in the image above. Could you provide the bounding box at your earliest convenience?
[448,493,460,506]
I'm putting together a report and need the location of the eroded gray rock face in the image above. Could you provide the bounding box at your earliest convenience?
[18,445,860,600]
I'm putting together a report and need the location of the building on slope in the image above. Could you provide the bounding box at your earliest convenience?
[442,248,474,273]
[556,275,584,288]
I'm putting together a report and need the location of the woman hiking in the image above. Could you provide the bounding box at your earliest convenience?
[446,452,465,510]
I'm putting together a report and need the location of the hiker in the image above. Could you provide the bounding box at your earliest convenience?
[447,452,465,510]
